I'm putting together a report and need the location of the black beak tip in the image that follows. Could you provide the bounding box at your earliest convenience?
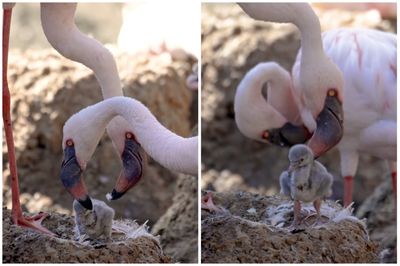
[107,189,125,201]
[78,197,93,210]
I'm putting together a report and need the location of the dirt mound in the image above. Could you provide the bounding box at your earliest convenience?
[201,191,379,263]
[152,175,198,263]
[2,208,171,263]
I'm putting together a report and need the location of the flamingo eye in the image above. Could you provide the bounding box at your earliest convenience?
[328,89,337,97]
[262,130,270,140]
[66,139,74,147]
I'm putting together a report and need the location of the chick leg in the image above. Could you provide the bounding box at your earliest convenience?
[304,198,326,227]
[289,200,302,229]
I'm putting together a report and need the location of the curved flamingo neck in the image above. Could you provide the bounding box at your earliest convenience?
[65,97,197,176]
[239,3,325,70]
[40,3,122,99]
[236,63,300,124]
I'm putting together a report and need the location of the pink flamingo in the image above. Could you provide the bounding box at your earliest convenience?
[3,3,144,235]
[234,4,396,207]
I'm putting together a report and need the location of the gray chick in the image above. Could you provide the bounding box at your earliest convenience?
[279,144,333,227]
[73,199,115,241]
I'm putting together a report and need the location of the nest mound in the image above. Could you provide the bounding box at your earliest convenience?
[152,175,198,263]
[201,191,379,263]
[3,208,171,263]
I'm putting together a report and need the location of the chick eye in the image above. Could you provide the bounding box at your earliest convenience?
[300,158,304,162]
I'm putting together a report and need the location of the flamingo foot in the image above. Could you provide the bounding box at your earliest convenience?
[13,211,56,236]
[343,175,354,207]
[201,192,224,213]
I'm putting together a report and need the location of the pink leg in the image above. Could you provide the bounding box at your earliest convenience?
[292,200,301,226]
[343,175,353,207]
[3,8,55,237]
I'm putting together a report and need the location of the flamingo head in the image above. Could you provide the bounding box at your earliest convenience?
[295,55,344,158]
[235,62,312,147]
[60,104,145,210]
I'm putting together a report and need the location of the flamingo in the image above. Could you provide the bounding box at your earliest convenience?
[60,96,198,204]
[3,3,144,235]
[320,28,396,206]
[238,3,344,158]
[233,10,396,206]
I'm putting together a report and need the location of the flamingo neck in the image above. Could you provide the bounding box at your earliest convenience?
[292,5,325,63]
[236,63,300,124]
[70,97,197,176]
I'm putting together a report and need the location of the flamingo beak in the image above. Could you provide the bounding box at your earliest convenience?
[264,123,312,147]
[307,90,344,158]
[107,133,145,201]
[60,142,93,210]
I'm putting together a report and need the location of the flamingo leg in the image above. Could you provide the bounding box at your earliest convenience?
[343,175,353,207]
[3,8,55,237]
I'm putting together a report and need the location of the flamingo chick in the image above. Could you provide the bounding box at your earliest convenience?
[61,96,198,209]
[73,199,114,241]
[280,144,333,228]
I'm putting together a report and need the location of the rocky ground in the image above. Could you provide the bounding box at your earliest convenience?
[152,175,198,263]
[201,3,396,263]
[3,49,197,262]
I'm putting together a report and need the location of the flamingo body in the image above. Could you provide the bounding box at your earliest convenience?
[321,28,396,165]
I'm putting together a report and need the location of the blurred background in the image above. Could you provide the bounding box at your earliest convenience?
[201,2,396,262]
[3,2,198,263]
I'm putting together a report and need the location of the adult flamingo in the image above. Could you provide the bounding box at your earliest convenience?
[3,3,143,235]
[238,3,344,158]
[320,28,396,206]
[234,28,396,206]
[61,96,198,204]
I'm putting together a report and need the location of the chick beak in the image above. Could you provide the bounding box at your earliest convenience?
[107,133,145,201]
[308,89,344,158]
[60,140,92,210]
[263,123,312,147]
